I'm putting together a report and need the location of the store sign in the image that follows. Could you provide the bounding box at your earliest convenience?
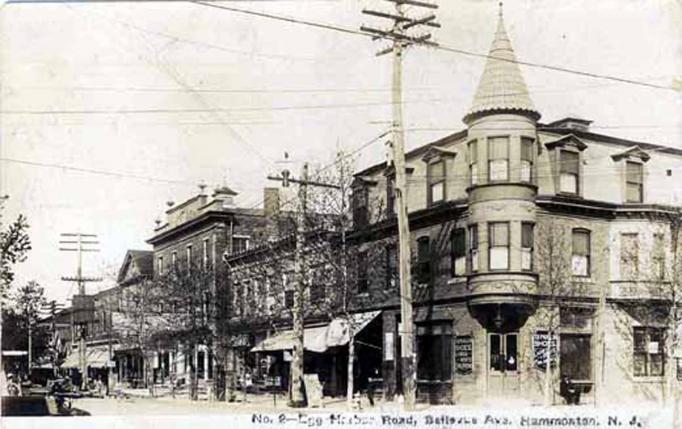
[533,331,558,370]
[455,335,473,375]
[384,333,394,361]
[302,374,323,408]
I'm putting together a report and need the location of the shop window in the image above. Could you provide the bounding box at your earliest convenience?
[469,224,479,272]
[416,236,431,284]
[633,327,664,377]
[417,323,453,381]
[352,185,369,228]
[385,243,398,289]
[451,228,466,277]
[468,140,479,186]
[626,161,643,203]
[652,233,666,281]
[521,222,534,271]
[488,137,509,182]
[571,229,591,277]
[357,251,368,293]
[521,137,534,183]
[427,160,446,206]
[560,334,591,380]
[559,150,580,194]
[489,332,517,372]
[621,233,639,280]
[489,222,509,270]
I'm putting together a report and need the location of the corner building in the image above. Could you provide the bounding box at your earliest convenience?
[349,11,682,405]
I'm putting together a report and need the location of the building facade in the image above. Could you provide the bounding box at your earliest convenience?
[224,11,682,406]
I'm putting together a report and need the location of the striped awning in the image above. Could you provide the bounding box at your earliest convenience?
[61,345,116,369]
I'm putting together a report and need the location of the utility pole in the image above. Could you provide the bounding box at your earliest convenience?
[361,0,439,411]
[41,300,66,377]
[60,233,101,390]
[268,160,340,407]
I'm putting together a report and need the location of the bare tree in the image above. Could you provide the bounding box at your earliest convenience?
[535,220,585,405]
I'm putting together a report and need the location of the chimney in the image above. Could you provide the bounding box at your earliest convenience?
[264,187,280,218]
[212,186,238,208]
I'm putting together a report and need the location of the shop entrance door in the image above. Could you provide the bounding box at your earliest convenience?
[487,332,520,397]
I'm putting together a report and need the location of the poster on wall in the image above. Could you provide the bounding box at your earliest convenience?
[384,332,394,361]
[533,331,558,370]
[455,335,474,375]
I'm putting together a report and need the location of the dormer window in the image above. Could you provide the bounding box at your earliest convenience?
[545,134,588,197]
[559,150,580,194]
[427,160,445,206]
[625,162,643,203]
[488,137,509,182]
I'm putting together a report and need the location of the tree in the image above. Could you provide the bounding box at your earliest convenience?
[2,281,48,375]
[535,220,586,405]
[1,215,31,300]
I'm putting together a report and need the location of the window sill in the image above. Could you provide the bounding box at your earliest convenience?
[416,379,453,384]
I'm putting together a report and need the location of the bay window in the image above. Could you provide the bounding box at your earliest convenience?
[521,137,534,183]
[468,140,479,186]
[489,222,509,270]
[469,224,479,272]
[521,222,534,271]
[488,137,509,182]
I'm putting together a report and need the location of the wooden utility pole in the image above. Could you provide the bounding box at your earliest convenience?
[361,0,439,411]
[60,233,101,390]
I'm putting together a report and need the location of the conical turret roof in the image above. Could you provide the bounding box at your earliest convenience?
[463,7,540,123]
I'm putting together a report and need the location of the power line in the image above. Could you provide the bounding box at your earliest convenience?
[190,1,677,92]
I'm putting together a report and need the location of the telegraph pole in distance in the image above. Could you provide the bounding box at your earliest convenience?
[361,0,440,411]
[41,300,66,377]
[268,160,340,407]
[60,233,102,390]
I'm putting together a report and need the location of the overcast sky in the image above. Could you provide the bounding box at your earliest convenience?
[1,0,680,304]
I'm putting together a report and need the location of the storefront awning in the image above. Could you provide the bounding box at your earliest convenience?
[251,310,381,353]
[61,345,117,369]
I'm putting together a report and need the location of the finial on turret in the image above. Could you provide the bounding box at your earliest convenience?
[499,1,504,18]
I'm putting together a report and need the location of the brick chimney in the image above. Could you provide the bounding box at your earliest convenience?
[264,187,280,217]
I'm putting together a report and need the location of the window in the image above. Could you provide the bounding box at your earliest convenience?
[416,236,431,284]
[490,333,518,372]
[521,222,534,271]
[385,244,398,289]
[633,327,664,377]
[284,290,294,309]
[233,281,242,316]
[417,323,452,381]
[560,150,580,194]
[357,251,368,293]
[571,229,591,276]
[560,334,591,380]
[451,228,466,277]
[186,245,193,271]
[626,161,643,203]
[171,252,177,270]
[488,137,509,182]
[653,233,666,280]
[469,224,479,272]
[468,140,479,185]
[232,236,249,254]
[352,186,369,227]
[157,256,164,275]
[386,176,396,216]
[427,160,445,205]
[521,137,534,183]
[621,233,639,280]
[489,222,509,270]
[310,282,325,302]
[202,239,209,270]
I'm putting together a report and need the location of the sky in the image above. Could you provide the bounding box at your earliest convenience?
[0,0,680,304]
